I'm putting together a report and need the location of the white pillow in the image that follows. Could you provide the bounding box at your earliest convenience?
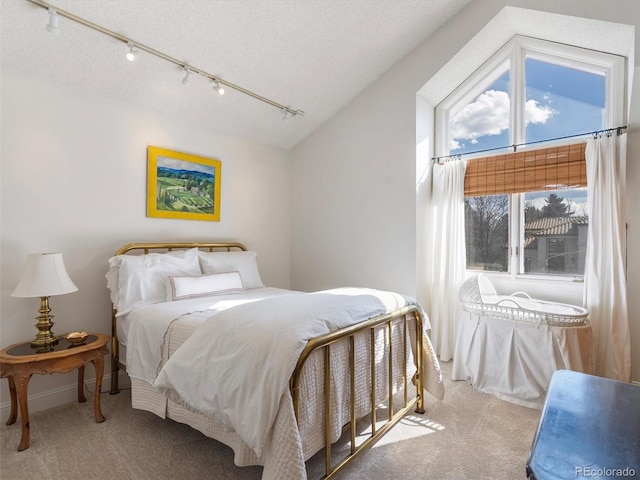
[198,251,265,289]
[166,271,244,301]
[108,248,201,314]
[105,264,121,306]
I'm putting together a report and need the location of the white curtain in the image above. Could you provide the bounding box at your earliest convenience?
[584,133,631,382]
[423,160,467,361]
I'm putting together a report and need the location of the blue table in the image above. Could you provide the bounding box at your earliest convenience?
[527,370,640,479]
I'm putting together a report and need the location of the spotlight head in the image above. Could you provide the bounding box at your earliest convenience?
[213,80,225,96]
[125,41,138,62]
[46,8,59,34]
[182,68,192,85]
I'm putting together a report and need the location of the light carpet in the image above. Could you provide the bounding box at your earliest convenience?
[0,362,541,479]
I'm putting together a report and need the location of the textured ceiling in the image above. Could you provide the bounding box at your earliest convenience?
[1,0,472,150]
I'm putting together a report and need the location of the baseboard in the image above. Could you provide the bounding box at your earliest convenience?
[0,371,130,419]
[633,381,640,387]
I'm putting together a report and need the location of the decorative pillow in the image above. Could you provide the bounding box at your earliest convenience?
[198,251,265,289]
[165,271,244,301]
[107,248,201,314]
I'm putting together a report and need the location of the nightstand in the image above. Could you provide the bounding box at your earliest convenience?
[0,332,109,451]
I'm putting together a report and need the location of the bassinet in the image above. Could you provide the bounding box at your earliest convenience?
[452,274,592,409]
[458,274,589,327]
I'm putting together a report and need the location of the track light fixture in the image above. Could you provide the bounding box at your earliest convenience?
[46,7,59,34]
[125,41,138,62]
[29,0,305,118]
[182,67,192,85]
[213,80,225,96]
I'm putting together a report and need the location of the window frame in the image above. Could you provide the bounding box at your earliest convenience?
[436,35,626,281]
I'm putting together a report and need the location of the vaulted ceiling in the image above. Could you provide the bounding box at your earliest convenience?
[1,0,472,150]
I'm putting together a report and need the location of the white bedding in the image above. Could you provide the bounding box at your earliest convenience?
[482,293,587,315]
[124,287,298,382]
[123,287,444,480]
[154,287,420,457]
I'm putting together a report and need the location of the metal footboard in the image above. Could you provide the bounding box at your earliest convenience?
[290,304,425,479]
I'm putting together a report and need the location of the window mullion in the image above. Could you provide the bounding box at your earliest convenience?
[509,193,521,278]
[511,43,526,146]
[510,45,524,278]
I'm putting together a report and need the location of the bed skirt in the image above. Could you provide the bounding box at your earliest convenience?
[451,310,593,409]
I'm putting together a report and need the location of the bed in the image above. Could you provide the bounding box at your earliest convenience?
[452,274,592,408]
[107,242,444,480]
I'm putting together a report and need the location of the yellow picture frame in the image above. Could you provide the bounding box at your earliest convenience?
[147,146,221,221]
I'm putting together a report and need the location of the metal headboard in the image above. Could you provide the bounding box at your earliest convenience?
[109,241,247,394]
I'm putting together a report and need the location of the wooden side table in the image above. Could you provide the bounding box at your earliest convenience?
[0,332,110,451]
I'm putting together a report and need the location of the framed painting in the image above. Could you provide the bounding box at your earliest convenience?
[147,146,221,221]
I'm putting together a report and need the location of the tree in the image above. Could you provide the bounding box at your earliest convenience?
[524,198,543,222]
[465,195,509,271]
[541,193,574,217]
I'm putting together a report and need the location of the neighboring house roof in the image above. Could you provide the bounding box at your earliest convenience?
[524,216,588,248]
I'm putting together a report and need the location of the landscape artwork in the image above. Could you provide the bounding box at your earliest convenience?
[147,146,221,221]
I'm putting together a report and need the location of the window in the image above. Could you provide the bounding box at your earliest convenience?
[465,194,509,272]
[436,36,624,278]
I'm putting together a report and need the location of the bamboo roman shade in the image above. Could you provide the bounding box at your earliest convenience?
[464,142,587,197]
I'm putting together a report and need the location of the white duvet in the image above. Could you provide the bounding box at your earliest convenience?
[152,287,425,458]
[124,287,297,385]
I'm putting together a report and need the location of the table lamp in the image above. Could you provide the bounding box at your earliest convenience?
[11,253,78,348]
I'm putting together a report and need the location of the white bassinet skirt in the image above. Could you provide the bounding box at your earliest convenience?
[451,310,593,409]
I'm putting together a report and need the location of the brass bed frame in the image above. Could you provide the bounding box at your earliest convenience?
[109,242,425,480]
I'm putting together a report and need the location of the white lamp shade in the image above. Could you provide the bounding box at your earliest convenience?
[11,253,78,298]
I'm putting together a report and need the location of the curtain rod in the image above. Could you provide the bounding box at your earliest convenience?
[433,125,627,163]
[27,0,305,118]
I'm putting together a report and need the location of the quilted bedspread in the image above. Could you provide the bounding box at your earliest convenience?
[127,287,444,480]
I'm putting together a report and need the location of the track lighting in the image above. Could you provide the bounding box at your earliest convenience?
[213,80,225,96]
[125,41,138,62]
[182,68,192,85]
[29,0,304,117]
[46,8,59,34]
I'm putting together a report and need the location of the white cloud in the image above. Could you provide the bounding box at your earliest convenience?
[450,90,509,144]
[450,90,556,150]
[525,98,555,125]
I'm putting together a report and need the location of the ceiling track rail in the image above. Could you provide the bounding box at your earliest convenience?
[26,0,305,118]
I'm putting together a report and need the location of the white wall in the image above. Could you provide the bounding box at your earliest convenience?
[290,0,640,382]
[290,79,419,294]
[3,0,639,418]
[0,68,291,409]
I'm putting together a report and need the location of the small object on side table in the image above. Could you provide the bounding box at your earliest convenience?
[64,331,89,345]
[0,332,109,451]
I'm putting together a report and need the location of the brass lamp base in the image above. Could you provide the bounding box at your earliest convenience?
[30,296,59,349]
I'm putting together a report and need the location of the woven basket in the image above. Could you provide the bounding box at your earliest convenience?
[458,275,589,327]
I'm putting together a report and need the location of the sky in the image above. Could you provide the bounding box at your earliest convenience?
[525,189,588,217]
[158,155,215,175]
[451,58,602,218]
[450,58,605,155]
